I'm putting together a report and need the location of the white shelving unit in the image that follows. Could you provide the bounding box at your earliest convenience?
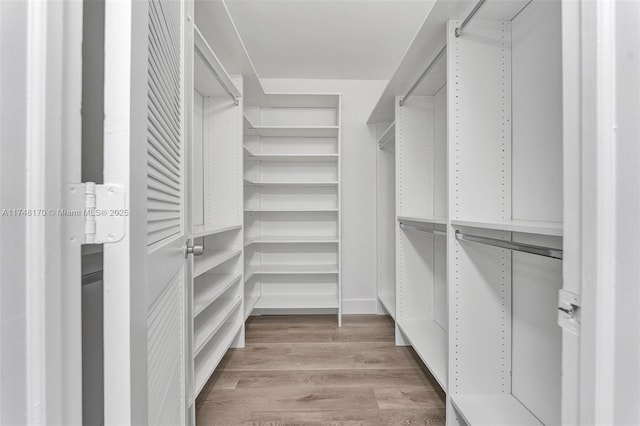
[189,24,245,402]
[243,93,342,325]
[447,2,564,424]
[368,1,566,425]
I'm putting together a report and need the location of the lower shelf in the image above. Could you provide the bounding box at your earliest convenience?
[194,297,242,356]
[255,294,339,309]
[398,319,447,391]
[194,319,242,396]
[377,292,395,319]
[245,264,339,281]
[451,394,543,426]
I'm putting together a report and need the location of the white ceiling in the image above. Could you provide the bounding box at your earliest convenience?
[224,0,436,80]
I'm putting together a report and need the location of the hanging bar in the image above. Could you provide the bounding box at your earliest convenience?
[455,0,488,37]
[194,26,242,106]
[455,230,563,260]
[399,45,446,107]
[400,222,446,236]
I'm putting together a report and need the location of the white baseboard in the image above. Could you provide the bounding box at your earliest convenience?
[341,298,378,314]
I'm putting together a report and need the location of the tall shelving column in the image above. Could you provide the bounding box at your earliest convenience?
[190,27,245,399]
[243,94,342,325]
[394,89,448,391]
[446,2,564,424]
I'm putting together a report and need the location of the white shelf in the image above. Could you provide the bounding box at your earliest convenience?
[377,292,396,319]
[255,294,339,309]
[194,321,242,396]
[245,209,338,213]
[245,264,339,281]
[397,216,447,226]
[245,236,339,246]
[450,219,563,237]
[451,394,543,426]
[244,146,338,162]
[193,272,243,317]
[194,248,242,278]
[193,25,240,98]
[194,297,242,356]
[244,294,260,320]
[192,223,242,238]
[246,124,339,138]
[398,319,447,391]
[377,121,396,148]
[244,179,338,187]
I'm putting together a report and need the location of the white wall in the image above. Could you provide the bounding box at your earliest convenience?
[261,79,387,314]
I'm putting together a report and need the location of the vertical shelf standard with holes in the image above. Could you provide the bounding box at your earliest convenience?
[243,93,342,325]
[190,25,245,399]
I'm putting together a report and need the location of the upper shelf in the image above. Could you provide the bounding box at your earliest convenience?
[244,116,338,138]
[367,0,531,123]
[398,216,447,226]
[195,1,267,105]
[193,25,241,99]
[450,219,563,237]
[243,146,338,162]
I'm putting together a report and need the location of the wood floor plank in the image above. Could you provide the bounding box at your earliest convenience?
[196,315,446,425]
[374,387,446,410]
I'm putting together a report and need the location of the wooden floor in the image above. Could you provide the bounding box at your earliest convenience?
[196,315,446,425]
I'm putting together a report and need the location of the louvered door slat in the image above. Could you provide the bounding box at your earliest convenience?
[146,0,182,246]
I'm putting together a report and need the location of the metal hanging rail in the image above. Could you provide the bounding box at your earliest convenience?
[455,230,563,260]
[399,45,446,107]
[194,26,242,106]
[400,222,446,236]
[455,0,488,37]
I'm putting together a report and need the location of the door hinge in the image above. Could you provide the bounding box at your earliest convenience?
[558,289,580,335]
[67,182,126,244]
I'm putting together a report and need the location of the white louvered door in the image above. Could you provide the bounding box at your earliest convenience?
[103,0,191,424]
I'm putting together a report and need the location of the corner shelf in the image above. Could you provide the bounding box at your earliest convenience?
[450,219,563,237]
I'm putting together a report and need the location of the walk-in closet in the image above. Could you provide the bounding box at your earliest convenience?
[3,0,640,425]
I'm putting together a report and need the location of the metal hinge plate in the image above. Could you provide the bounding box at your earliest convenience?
[558,289,580,335]
[67,182,126,244]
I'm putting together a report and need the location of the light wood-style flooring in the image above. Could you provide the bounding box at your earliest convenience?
[196,315,445,425]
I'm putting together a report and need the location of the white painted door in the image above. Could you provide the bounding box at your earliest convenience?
[102,1,190,424]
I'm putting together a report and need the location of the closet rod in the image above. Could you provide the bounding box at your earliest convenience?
[400,222,446,236]
[455,0,488,37]
[82,270,103,286]
[455,230,563,260]
[399,45,446,107]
